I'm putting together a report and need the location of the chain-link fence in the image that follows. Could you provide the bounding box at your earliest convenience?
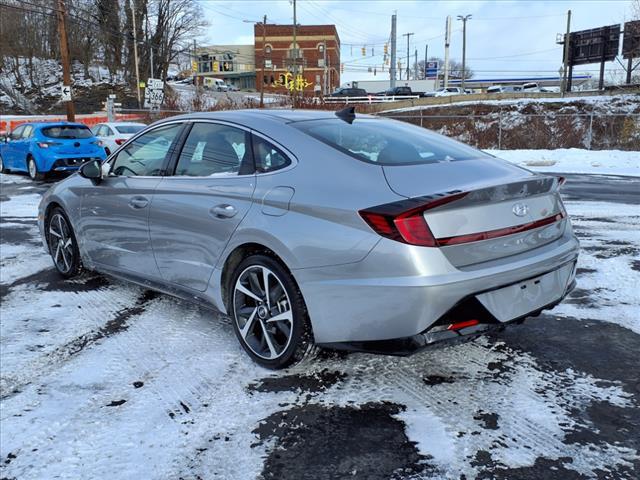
[379,112,640,151]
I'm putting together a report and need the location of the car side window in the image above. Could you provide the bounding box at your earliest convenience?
[175,123,250,177]
[105,127,114,136]
[252,136,291,173]
[22,126,33,138]
[111,123,182,177]
[95,126,105,136]
[10,126,25,140]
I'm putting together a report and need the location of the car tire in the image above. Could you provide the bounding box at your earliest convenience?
[0,154,8,173]
[27,156,44,181]
[46,207,83,278]
[229,254,316,369]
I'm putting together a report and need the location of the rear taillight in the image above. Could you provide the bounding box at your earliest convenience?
[115,138,127,145]
[37,141,60,149]
[359,192,468,247]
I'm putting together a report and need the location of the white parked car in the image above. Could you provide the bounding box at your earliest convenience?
[425,87,466,97]
[226,83,240,91]
[92,122,146,156]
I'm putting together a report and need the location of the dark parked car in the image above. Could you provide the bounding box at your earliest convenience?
[329,87,368,97]
[378,86,425,97]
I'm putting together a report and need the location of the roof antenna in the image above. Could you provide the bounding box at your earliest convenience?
[335,106,356,124]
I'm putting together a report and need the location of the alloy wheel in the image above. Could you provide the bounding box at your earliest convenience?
[233,265,294,360]
[48,213,75,274]
[28,158,37,179]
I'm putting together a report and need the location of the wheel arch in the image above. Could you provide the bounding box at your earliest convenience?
[220,242,298,314]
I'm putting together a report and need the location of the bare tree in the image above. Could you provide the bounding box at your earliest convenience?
[413,57,474,81]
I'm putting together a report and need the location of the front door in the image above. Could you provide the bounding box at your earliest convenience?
[78,122,184,278]
[149,122,256,292]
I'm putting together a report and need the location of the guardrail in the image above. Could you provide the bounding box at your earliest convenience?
[323,95,420,104]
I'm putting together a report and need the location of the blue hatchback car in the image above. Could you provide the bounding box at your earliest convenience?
[0,122,107,180]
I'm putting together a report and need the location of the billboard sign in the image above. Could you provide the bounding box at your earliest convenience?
[622,20,640,59]
[425,61,438,79]
[566,24,620,66]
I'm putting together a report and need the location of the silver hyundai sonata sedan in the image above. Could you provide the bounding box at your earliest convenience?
[38,109,579,369]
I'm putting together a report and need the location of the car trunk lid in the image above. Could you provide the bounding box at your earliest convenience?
[380,159,568,267]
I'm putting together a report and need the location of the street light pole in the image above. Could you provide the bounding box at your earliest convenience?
[402,32,414,81]
[244,17,268,107]
[457,14,472,90]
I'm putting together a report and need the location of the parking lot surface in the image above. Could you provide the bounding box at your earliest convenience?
[1,172,639,479]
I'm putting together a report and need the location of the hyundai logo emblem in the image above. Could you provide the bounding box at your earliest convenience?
[512,203,529,217]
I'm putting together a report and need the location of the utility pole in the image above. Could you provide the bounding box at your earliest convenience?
[424,44,428,79]
[444,15,451,88]
[56,0,75,121]
[403,32,414,80]
[457,14,472,90]
[150,46,154,78]
[414,49,418,80]
[292,0,298,105]
[322,40,327,95]
[260,15,267,107]
[390,13,397,88]
[561,9,572,97]
[129,0,141,108]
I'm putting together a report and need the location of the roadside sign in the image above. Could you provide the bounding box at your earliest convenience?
[139,81,146,88]
[425,61,438,79]
[61,85,72,102]
[191,60,198,73]
[144,77,164,109]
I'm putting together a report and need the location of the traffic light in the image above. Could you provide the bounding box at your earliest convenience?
[340,63,344,73]
[384,43,388,55]
[361,46,366,57]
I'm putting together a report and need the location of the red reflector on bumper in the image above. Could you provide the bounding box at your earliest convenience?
[447,319,480,331]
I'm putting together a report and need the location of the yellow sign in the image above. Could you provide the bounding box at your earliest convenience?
[191,60,198,73]
[213,61,219,72]
[272,73,312,92]
[139,81,146,88]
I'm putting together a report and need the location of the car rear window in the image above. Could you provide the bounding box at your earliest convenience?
[42,125,93,139]
[115,125,145,134]
[293,118,488,165]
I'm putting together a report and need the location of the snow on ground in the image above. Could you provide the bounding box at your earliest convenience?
[382,93,640,114]
[487,148,640,177]
[0,172,639,479]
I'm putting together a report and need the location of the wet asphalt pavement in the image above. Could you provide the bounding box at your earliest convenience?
[0,171,639,479]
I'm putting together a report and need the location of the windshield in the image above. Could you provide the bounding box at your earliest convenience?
[42,125,93,139]
[293,118,488,165]
[115,125,145,134]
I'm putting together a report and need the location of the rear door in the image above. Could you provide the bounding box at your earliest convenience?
[4,125,26,169]
[149,121,256,292]
[78,122,185,278]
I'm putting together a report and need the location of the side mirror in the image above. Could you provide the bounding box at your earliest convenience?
[79,159,102,180]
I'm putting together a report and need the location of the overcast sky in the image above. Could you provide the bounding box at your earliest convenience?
[196,0,636,85]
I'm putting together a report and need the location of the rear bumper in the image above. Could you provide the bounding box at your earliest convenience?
[319,279,576,356]
[37,152,106,173]
[295,227,579,344]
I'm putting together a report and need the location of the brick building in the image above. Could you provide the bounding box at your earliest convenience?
[254,24,340,95]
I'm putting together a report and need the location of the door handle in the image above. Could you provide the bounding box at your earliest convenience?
[210,204,237,218]
[129,196,149,209]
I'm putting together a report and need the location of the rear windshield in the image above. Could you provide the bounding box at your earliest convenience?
[293,118,488,165]
[42,125,93,139]
[115,125,144,134]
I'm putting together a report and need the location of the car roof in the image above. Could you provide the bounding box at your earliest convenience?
[98,122,147,127]
[13,122,89,130]
[152,109,377,129]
